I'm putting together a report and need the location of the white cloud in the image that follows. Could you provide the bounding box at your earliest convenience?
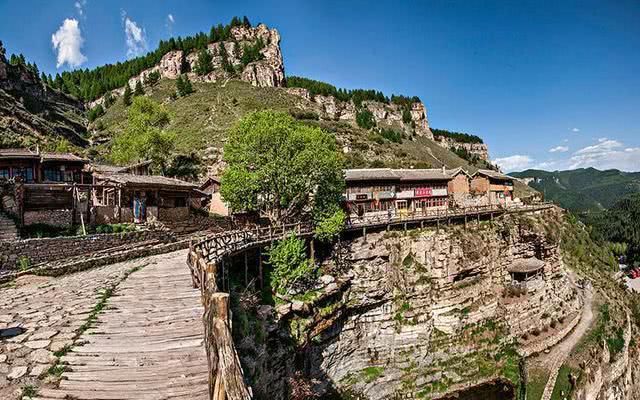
[493,155,533,172]
[166,14,175,35]
[51,18,87,68]
[122,14,147,57]
[569,138,640,171]
[549,146,569,153]
[75,0,87,16]
[571,128,580,132]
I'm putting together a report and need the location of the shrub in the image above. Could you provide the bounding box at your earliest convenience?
[267,234,314,295]
[356,109,375,130]
[87,104,104,122]
[380,128,402,143]
[144,70,160,86]
[17,256,31,272]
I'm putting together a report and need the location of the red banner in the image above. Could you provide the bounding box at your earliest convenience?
[415,187,433,197]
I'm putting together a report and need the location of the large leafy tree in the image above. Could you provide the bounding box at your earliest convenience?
[220,110,345,232]
[110,97,176,174]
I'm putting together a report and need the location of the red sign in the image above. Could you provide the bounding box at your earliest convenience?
[415,187,433,198]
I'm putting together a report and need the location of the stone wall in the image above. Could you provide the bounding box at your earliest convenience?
[23,209,73,227]
[158,206,190,222]
[0,229,174,272]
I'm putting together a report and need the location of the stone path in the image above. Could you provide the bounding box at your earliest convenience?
[0,250,207,400]
[538,285,594,400]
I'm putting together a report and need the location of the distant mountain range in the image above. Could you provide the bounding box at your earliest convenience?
[511,168,640,212]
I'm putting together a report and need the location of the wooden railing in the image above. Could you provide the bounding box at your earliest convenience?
[188,222,312,400]
[345,203,554,230]
[187,203,554,400]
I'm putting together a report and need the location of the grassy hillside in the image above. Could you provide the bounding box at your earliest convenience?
[92,78,538,198]
[511,168,640,212]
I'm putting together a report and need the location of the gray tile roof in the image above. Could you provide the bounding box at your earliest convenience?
[0,148,39,159]
[41,152,87,163]
[94,173,197,189]
[474,169,513,181]
[344,168,470,182]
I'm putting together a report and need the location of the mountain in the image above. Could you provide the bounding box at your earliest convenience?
[0,53,87,149]
[511,168,640,212]
[0,19,534,198]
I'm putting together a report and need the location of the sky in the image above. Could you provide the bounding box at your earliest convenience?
[1,0,639,172]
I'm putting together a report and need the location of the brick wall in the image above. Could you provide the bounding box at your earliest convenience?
[0,229,174,272]
[470,176,489,193]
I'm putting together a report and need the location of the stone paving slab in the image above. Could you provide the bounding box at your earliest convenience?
[0,250,206,400]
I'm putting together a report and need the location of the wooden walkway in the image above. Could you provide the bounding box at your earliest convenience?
[39,250,208,400]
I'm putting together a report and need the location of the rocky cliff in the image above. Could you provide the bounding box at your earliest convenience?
[228,209,640,399]
[88,24,285,109]
[0,56,87,148]
[436,137,490,162]
[285,87,434,139]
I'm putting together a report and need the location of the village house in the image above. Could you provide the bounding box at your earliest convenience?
[0,148,201,228]
[0,148,88,183]
[344,168,473,217]
[470,169,515,205]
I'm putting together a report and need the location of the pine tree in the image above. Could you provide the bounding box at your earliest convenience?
[175,75,184,96]
[123,83,132,106]
[182,75,193,96]
[194,49,213,76]
[134,80,144,96]
[0,40,5,61]
[242,16,251,27]
[103,91,114,108]
[219,43,234,74]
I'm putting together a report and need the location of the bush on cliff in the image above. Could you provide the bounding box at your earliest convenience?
[267,234,314,295]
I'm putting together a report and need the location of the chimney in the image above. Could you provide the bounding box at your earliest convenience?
[442,166,446,175]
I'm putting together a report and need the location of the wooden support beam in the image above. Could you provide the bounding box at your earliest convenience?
[244,252,248,287]
[258,248,263,290]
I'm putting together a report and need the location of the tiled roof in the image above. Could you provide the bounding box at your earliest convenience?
[474,169,513,181]
[344,168,470,182]
[41,152,87,162]
[0,148,39,159]
[94,173,197,189]
[344,168,400,181]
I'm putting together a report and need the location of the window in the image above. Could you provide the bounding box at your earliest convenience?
[396,200,407,209]
[175,197,187,207]
[44,168,62,182]
[0,168,8,179]
[12,167,34,183]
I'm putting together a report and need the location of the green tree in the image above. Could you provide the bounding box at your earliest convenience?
[219,43,234,74]
[103,91,114,108]
[166,153,201,181]
[122,83,132,106]
[110,97,175,174]
[134,80,144,96]
[194,49,213,76]
[175,74,194,97]
[87,104,104,122]
[356,109,375,130]
[0,40,5,60]
[220,111,345,228]
[144,70,160,86]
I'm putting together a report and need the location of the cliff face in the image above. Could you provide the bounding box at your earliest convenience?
[436,137,490,162]
[0,56,87,148]
[88,24,285,109]
[285,87,434,139]
[235,210,633,399]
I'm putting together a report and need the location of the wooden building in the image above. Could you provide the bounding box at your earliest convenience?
[470,169,515,205]
[344,168,470,217]
[0,148,88,183]
[92,173,198,224]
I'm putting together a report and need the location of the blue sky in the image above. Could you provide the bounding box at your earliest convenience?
[1,0,639,172]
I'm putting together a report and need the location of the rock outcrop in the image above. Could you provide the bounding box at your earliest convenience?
[0,57,87,147]
[285,87,434,139]
[88,24,284,109]
[436,137,490,161]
